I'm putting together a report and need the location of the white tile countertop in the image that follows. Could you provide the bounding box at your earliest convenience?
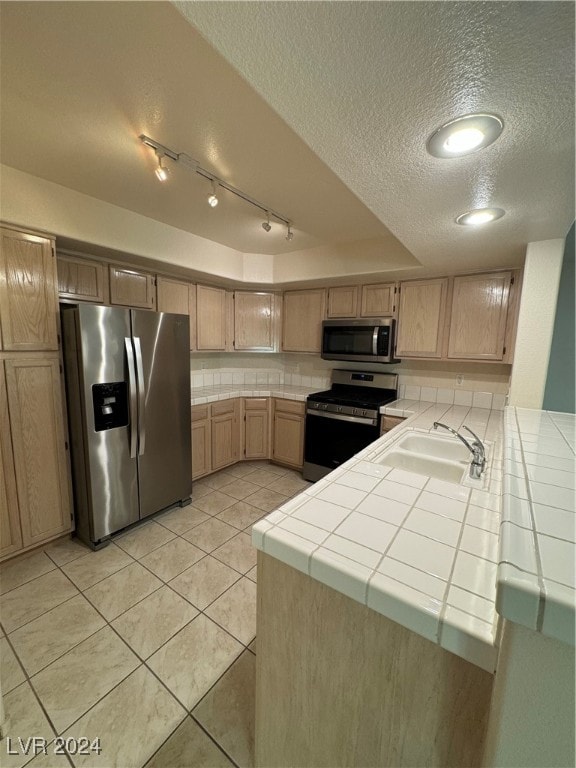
[253,399,504,673]
[191,384,317,405]
[498,408,575,646]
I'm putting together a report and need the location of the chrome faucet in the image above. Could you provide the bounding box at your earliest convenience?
[433,422,486,479]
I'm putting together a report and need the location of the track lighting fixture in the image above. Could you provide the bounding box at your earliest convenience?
[155,153,169,182]
[140,134,293,239]
[207,179,219,208]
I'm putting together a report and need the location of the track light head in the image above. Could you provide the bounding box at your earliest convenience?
[262,213,272,232]
[286,225,294,241]
[155,153,169,182]
[207,179,219,207]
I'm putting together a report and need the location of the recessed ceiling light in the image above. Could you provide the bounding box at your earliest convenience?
[456,208,505,226]
[427,113,504,158]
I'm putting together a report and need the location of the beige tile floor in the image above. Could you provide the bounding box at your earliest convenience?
[0,461,311,768]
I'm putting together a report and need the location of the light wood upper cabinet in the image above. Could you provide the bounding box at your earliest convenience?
[109,265,155,309]
[282,289,326,353]
[0,228,59,351]
[272,399,305,469]
[396,278,449,358]
[0,362,22,559]
[447,272,512,360]
[360,283,396,317]
[157,277,196,351]
[57,253,106,303]
[327,287,359,318]
[243,398,270,460]
[234,292,277,351]
[196,285,227,351]
[4,355,71,548]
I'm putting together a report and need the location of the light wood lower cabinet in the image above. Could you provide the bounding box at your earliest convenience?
[191,405,211,480]
[243,398,270,460]
[380,415,406,435]
[0,355,72,560]
[272,399,305,469]
[211,399,241,471]
[0,363,22,558]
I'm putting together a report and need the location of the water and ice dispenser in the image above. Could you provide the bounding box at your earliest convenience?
[92,382,129,432]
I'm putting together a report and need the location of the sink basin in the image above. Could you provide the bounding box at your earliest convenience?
[378,449,466,484]
[395,433,471,462]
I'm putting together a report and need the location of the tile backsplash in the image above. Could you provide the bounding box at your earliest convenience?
[190,354,510,407]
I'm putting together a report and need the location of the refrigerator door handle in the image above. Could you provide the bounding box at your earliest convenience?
[133,336,146,456]
[124,337,138,459]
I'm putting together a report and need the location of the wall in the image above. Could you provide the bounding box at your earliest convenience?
[484,621,575,767]
[542,223,575,413]
[508,238,564,409]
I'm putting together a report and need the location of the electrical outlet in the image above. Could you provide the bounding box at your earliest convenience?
[456,374,464,386]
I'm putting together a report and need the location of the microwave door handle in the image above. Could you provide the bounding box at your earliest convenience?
[372,327,379,356]
[133,336,146,456]
[124,337,137,459]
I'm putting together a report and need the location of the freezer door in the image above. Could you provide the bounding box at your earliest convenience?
[131,310,192,518]
[74,304,139,542]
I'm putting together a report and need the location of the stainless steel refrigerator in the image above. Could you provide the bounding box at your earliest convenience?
[61,303,192,548]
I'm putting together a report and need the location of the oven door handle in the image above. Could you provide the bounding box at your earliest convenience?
[306,409,377,426]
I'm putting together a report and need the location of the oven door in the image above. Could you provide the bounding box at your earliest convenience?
[303,410,380,480]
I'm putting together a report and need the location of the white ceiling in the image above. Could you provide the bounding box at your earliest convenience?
[1,1,574,278]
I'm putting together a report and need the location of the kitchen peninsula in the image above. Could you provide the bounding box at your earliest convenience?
[250,399,575,768]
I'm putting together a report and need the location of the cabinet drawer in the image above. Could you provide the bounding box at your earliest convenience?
[244,398,269,411]
[191,405,209,422]
[211,399,236,417]
[274,398,305,416]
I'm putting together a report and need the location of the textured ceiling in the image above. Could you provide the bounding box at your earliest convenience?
[0,1,574,275]
[177,0,575,271]
[0,1,412,262]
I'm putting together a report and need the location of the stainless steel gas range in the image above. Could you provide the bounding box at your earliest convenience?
[303,370,398,482]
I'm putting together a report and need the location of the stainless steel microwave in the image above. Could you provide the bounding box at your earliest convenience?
[321,318,398,363]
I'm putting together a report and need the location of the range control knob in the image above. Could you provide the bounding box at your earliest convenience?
[353,408,358,415]
[322,404,328,410]
[362,410,367,416]
[337,406,342,413]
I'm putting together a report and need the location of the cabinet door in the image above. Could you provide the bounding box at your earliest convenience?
[0,362,22,559]
[244,402,270,459]
[327,287,358,318]
[157,277,194,351]
[282,290,326,353]
[360,283,395,317]
[5,356,71,547]
[273,410,304,468]
[235,292,277,351]
[212,400,240,470]
[109,265,155,309]
[0,228,59,351]
[447,272,512,360]
[197,285,226,351]
[396,279,448,358]
[192,419,211,479]
[57,254,106,303]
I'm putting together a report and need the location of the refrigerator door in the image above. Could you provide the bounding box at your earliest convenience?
[67,304,139,543]
[131,309,192,518]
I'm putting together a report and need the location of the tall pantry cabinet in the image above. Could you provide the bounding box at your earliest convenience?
[0,227,72,561]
